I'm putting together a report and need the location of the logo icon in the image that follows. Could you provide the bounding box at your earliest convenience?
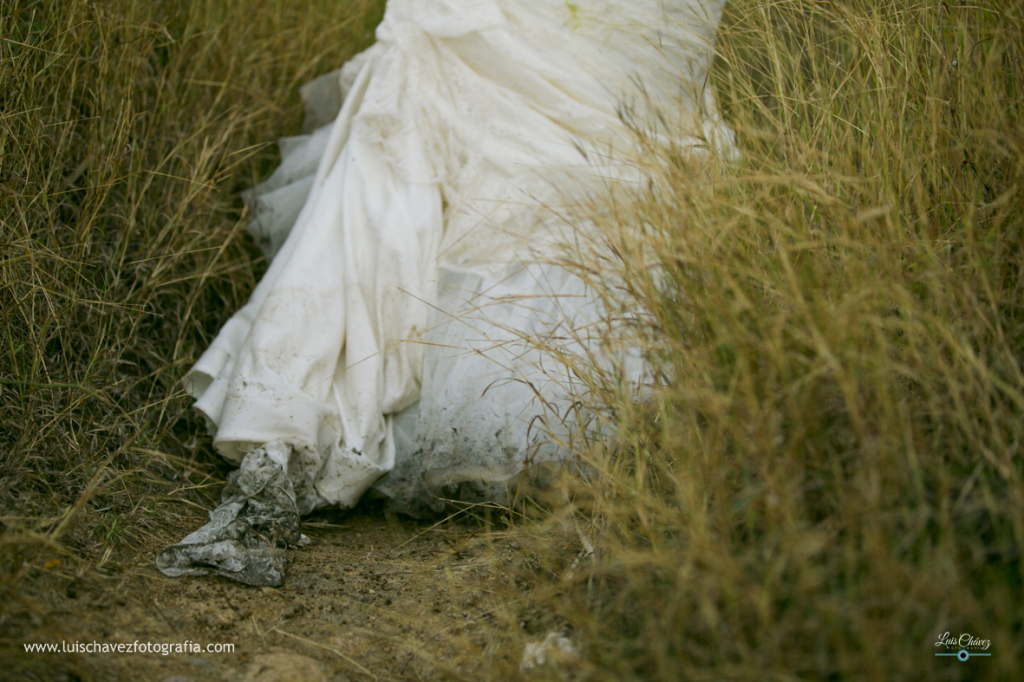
[935,649,991,661]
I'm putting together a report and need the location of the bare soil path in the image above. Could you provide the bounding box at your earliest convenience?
[6,506,544,682]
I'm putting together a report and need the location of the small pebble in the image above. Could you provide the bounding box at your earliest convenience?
[520,632,579,672]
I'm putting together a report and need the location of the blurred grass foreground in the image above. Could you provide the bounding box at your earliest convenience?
[1,0,1022,679]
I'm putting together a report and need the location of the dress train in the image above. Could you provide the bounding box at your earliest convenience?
[159,0,734,584]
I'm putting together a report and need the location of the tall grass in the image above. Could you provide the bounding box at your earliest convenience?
[507,1,1024,680]
[0,0,383,596]
[1,0,1021,680]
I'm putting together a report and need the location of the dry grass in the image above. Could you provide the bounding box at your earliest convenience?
[0,0,384,607]
[503,1,1024,680]
[1,0,1022,680]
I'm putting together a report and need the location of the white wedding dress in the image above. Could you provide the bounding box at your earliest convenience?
[185,0,734,517]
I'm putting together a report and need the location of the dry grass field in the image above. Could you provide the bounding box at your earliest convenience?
[1,0,1022,680]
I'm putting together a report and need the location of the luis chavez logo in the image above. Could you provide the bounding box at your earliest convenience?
[935,632,992,661]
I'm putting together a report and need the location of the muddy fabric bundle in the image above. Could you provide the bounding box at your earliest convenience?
[156,444,309,586]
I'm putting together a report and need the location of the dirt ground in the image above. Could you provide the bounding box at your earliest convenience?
[3,504,561,682]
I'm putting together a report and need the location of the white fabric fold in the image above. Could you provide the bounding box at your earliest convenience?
[186,0,734,513]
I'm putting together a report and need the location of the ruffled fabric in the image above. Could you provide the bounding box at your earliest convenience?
[185,0,734,514]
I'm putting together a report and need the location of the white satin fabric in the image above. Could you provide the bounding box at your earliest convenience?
[186,0,733,515]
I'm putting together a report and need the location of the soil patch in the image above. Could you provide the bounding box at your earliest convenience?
[4,506,537,681]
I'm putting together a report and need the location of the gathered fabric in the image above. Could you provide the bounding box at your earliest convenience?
[185,0,734,515]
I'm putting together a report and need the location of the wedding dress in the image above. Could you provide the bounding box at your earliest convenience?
[157,0,734,585]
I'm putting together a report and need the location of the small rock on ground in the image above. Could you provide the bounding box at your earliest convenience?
[520,632,579,672]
